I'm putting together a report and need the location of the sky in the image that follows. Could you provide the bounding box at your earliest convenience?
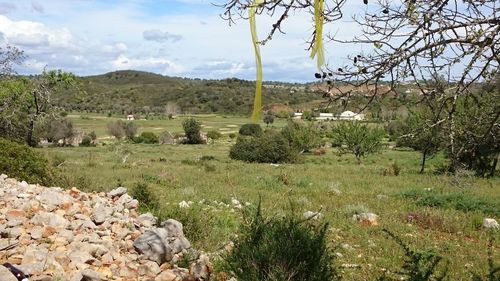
[0,0,368,82]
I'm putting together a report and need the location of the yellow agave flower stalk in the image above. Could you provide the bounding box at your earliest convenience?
[250,0,264,122]
[249,0,325,122]
[310,0,325,70]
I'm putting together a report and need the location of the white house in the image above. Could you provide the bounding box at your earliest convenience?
[126,114,135,121]
[293,112,303,119]
[316,113,334,120]
[338,111,365,121]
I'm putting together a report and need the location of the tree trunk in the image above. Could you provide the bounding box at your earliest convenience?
[26,119,36,147]
[420,150,427,173]
[489,156,498,177]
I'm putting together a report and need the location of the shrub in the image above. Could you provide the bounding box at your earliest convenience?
[281,120,322,153]
[107,120,126,139]
[207,130,222,140]
[0,138,54,185]
[228,133,236,139]
[223,202,339,281]
[79,135,93,147]
[130,182,158,211]
[330,121,384,164]
[263,114,275,126]
[182,118,204,144]
[229,130,298,163]
[107,120,137,140]
[134,132,158,144]
[124,122,138,140]
[401,189,499,216]
[239,123,263,136]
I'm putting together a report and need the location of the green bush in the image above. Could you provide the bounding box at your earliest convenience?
[80,135,93,147]
[182,118,204,144]
[130,182,159,211]
[401,189,499,216]
[223,202,339,281]
[134,132,158,144]
[281,120,322,153]
[330,121,384,164]
[229,130,298,163]
[239,123,263,136]
[0,138,54,185]
[207,130,222,140]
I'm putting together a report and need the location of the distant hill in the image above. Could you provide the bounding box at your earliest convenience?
[53,70,321,116]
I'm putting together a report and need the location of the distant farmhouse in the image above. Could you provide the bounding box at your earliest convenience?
[126,114,135,121]
[294,111,364,121]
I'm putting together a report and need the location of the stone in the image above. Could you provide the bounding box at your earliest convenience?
[303,211,323,220]
[139,260,161,277]
[483,218,499,229]
[108,186,128,198]
[138,213,157,226]
[0,265,18,281]
[70,269,102,281]
[178,201,190,208]
[133,228,174,264]
[160,219,185,237]
[38,189,72,206]
[91,205,110,225]
[155,270,178,281]
[189,254,212,280]
[30,226,43,240]
[353,213,379,226]
[31,212,69,229]
[69,250,96,264]
[18,262,45,275]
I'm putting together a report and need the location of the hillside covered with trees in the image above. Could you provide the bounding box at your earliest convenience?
[53,70,321,116]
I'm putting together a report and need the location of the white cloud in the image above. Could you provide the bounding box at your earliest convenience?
[112,54,185,75]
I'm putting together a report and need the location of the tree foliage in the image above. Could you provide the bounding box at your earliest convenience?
[182,118,204,144]
[331,121,384,163]
[397,111,443,173]
[281,120,322,153]
[0,66,75,146]
[0,138,54,185]
[224,201,338,281]
[230,130,298,163]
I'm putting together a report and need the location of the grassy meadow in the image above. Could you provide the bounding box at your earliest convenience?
[41,114,499,280]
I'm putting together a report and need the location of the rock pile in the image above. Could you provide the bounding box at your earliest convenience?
[0,174,211,281]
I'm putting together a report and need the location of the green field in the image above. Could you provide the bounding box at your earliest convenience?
[41,114,499,280]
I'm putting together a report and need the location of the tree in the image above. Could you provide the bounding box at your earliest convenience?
[239,123,263,137]
[281,120,322,153]
[42,117,75,146]
[397,111,443,173]
[0,45,24,77]
[263,113,274,126]
[0,68,75,146]
[220,1,499,171]
[182,118,204,144]
[107,120,126,139]
[331,121,384,164]
[124,122,138,140]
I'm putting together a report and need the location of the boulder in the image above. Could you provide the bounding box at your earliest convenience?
[483,218,499,229]
[134,220,191,264]
[353,213,379,226]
